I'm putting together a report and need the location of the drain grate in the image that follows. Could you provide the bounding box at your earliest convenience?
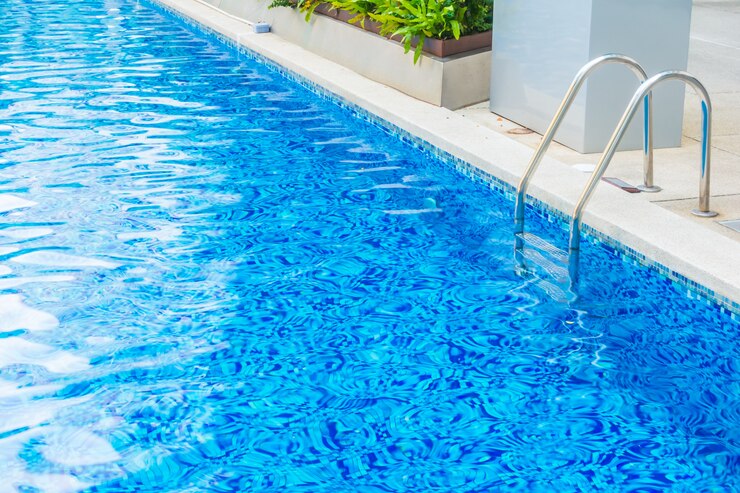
[718,219,740,233]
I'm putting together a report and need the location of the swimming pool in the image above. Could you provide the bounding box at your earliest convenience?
[0,0,737,491]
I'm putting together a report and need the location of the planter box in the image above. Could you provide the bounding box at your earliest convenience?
[490,0,693,153]
[421,31,492,58]
[316,5,492,58]
[215,0,492,109]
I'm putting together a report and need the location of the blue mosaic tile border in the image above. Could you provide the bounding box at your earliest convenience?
[146,0,740,319]
[585,229,739,320]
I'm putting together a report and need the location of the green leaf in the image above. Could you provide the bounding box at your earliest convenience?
[349,13,365,24]
[413,35,424,64]
[399,0,421,17]
[450,19,460,39]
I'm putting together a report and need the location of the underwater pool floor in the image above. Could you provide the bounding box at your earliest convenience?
[0,0,738,491]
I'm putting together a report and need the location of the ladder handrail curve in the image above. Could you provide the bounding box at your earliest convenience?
[568,71,715,272]
[514,54,654,249]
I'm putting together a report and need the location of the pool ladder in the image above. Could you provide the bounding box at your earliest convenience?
[514,54,717,287]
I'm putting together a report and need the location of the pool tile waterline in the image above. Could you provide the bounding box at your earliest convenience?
[146,0,738,318]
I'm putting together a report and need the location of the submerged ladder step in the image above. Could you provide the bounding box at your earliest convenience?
[519,246,570,285]
[515,233,574,302]
[515,232,569,264]
[534,278,572,304]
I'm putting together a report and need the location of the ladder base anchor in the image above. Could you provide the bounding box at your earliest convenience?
[691,208,719,218]
[637,184,662,193]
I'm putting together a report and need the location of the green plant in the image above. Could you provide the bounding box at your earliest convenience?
[268,0,493,63]
[329,0,376,27]
[464,0,493,33]
[268,0,323,21]
[370,0,466,63]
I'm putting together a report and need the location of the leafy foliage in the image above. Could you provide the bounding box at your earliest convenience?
[268,0,322,21]
[329,0,377,27]
[268,0,493,63]
[370,0,466,63]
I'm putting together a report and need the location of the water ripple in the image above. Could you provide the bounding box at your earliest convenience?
[0,0,736,491]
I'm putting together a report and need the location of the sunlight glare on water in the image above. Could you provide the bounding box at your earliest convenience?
[0,0,737,491]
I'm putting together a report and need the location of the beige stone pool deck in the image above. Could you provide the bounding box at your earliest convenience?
[160,0,740,309]
[459,0,740,242]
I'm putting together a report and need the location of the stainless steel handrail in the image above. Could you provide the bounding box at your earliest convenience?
[514,54,655,252]
[568,70,716,280]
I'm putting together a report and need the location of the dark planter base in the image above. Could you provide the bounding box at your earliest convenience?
[421,31,492,57]
[313,4,491,58]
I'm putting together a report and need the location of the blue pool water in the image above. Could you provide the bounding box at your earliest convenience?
[0,0,737,491]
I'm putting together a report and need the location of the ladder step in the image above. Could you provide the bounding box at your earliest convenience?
[516,232,569,264]
[535,278,574,304]
[520,246,570,285]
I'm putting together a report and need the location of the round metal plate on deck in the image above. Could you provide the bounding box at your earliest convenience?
[572,163,596,173]
[637,184,662,193]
